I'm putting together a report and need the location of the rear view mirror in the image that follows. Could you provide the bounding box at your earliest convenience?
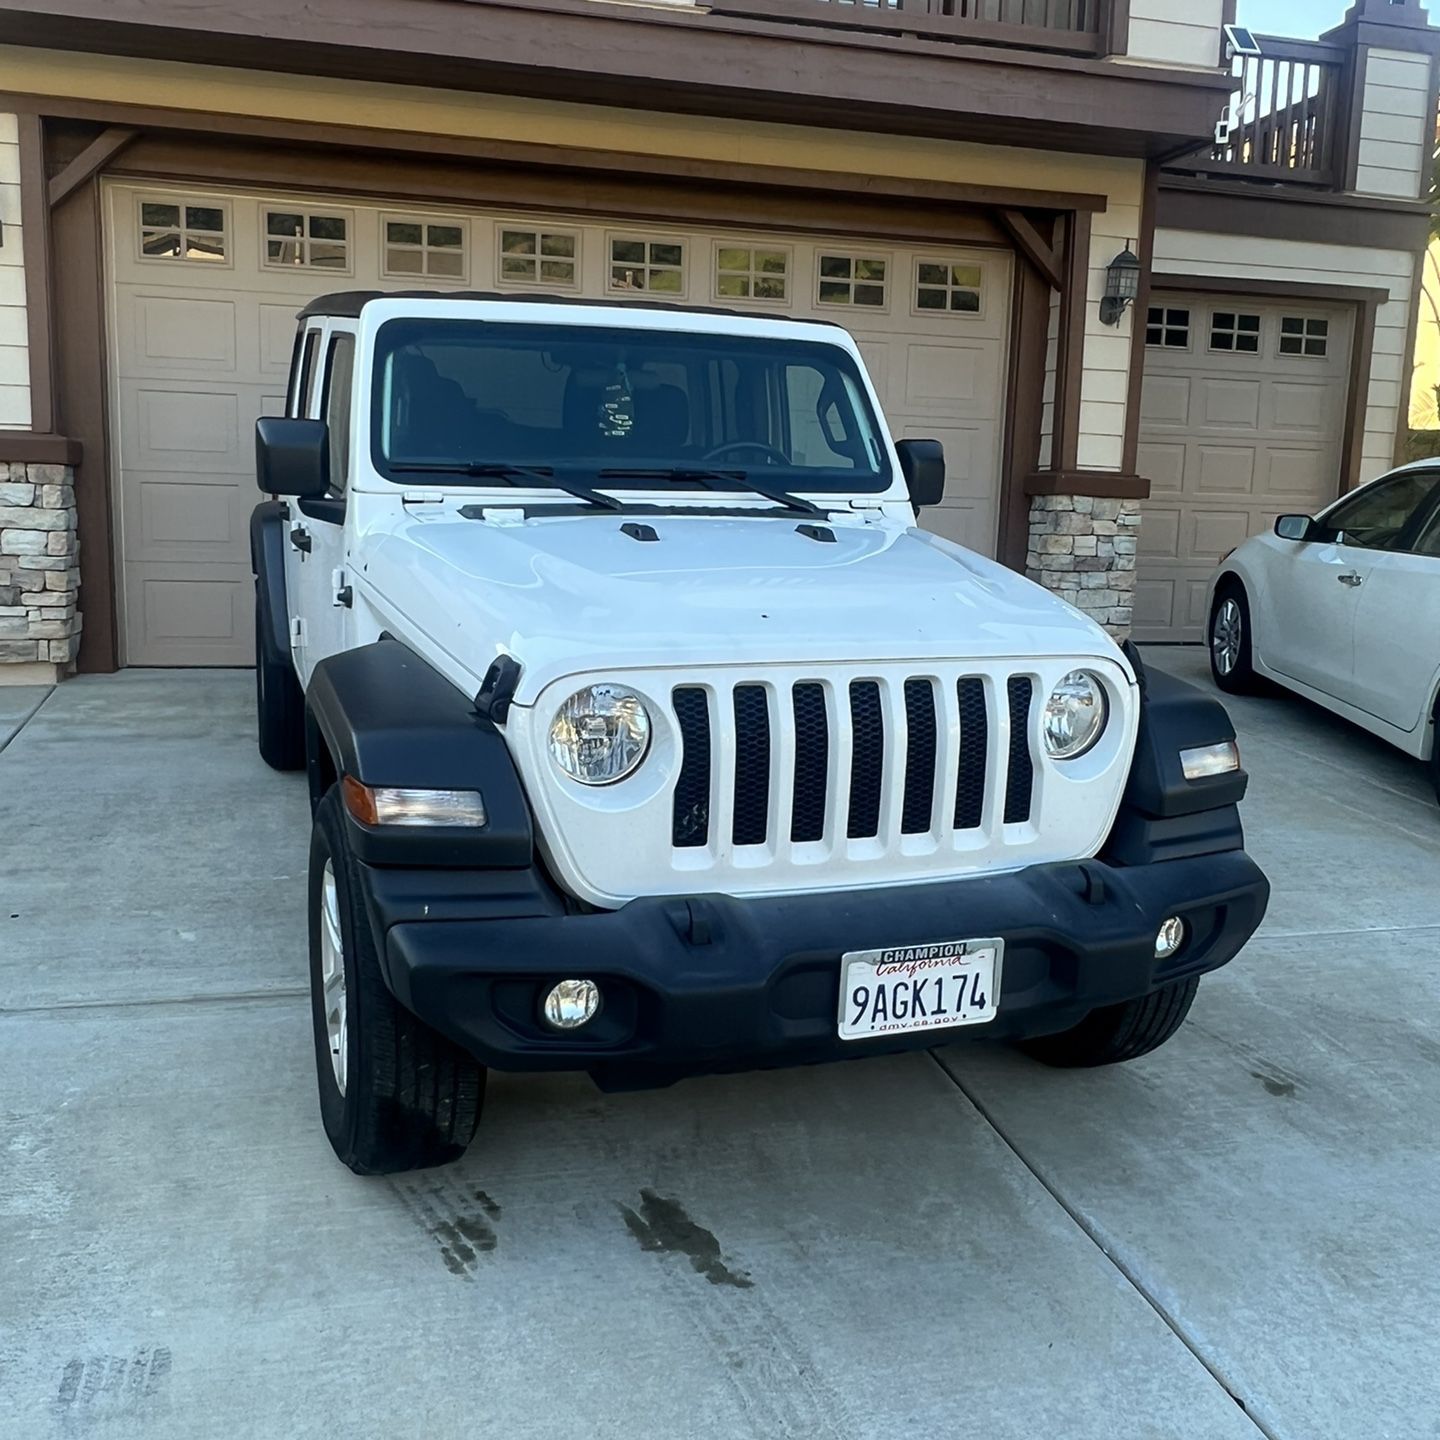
[896,438,945,509]
[1274,514,1317,542]
[256,417,330,498]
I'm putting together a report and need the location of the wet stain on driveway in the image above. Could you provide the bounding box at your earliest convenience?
[620,1189,753,1289]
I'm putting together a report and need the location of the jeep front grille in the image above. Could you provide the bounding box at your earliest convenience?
[670,671,1036,853]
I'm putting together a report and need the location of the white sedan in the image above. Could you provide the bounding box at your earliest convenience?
[1206,461,1440,803]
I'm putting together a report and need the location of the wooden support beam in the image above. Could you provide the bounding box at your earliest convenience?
[47,127,139,208]
[997,209,1063,291]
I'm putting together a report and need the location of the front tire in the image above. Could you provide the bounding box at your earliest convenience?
[308,787,486,1174]
[1429,702,1440,808]
[255,595,305,771]
[1209,581,1260,695]
[1018,975,1199,1068]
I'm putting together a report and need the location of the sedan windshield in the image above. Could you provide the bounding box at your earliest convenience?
[370,318,891,493]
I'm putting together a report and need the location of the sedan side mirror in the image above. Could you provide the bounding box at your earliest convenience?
[1274,513,1317,542]
[896,438,945,509]
[256,417,330,498]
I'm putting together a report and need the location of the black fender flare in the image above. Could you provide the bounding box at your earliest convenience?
[305,639,535,868]
[250,500,291,665]
[1102,663,1252,868]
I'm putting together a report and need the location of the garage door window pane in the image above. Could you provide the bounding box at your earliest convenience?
[499,227,579,288]
[609,237,686,296]
[818,254,888,308]
[1146,307,1191,349]
[138,196,228,263]
[264,209,350,272]
[714,245,790,303]
[383,215,469,282]
[1280,316,1329,358]
[915,258,982,316]
[1210,312,1261,354]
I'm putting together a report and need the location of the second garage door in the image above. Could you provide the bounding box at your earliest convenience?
[1135,292,1353,643]
[104,180,1013,666]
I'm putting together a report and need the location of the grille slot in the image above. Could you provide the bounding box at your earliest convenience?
[669,666,1052,865]
[790,683,829,843]
[1003,677,1035,824]
[847,680,885,839]
[671,687,711,848]
[731,685,771,846]
[901,678,937,834]
[954,678,988,829]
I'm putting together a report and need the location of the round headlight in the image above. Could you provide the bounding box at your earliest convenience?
[549,684,651,785]
[1043,670,1108,760]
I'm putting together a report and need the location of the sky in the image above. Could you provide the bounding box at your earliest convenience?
[1235,0,1351,38]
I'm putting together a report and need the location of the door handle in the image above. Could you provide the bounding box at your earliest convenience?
[1337,572,1364,587]
[289,525,312,554]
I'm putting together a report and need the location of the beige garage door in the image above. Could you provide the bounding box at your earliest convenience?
[1135,293,1353,643]
[105,180,1013,667]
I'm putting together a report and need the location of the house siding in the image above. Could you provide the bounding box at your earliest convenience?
[1078,198,1143,472]
[0,111,30,429]
[1125,0,1222,70]
[1153,227,1415,482]
[1354,48,1433,201]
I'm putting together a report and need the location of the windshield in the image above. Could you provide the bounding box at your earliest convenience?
[369,318,891,492]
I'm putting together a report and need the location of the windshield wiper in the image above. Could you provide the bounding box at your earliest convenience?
[597,466,824,517]
[387,461,622,511]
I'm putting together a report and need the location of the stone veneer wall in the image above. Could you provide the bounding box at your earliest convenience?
[1025,495,1141,638]
[0,461,81,667]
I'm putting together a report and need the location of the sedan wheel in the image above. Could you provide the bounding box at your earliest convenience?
[1209,584,1259,695]
[1212,598,1243,678]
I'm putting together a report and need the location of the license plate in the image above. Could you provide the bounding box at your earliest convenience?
[837,937,1002,1042]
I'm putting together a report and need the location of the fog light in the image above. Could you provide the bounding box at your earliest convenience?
[542,979,600,1030]
[1155,916,1186,960]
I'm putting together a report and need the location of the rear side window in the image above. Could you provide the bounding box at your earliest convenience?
[292,329,321,418]
[322,334,356,492]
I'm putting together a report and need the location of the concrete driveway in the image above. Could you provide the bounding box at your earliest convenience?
[2,650,1436,1440]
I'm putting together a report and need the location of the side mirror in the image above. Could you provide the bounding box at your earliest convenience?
[896,438,945,509]
[1274,513,1317,542]
[256,417,330,498]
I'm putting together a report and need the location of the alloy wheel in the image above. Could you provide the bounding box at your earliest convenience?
[319,860,348,1095]
[1212,598,1242,677]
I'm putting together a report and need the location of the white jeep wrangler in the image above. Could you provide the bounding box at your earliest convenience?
[252,291,1268,1175]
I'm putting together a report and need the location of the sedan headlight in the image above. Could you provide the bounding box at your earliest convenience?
[549,684,651,785]
[1043,670,1108,760]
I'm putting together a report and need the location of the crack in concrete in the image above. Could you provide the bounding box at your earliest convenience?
[0,684,57,758]
[928,1050,1281,1440]
[0,987,310,1018]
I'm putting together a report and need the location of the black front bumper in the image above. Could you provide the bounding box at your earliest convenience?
[372,851,1268,1085]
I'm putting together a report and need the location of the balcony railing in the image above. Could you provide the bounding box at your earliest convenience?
[1187,36,1348,186]
[703,0,1118,57]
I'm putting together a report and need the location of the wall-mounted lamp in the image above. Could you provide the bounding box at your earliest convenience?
[1099,245,1142,327]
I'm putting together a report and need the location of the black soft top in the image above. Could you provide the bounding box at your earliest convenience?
[296,289,843,327]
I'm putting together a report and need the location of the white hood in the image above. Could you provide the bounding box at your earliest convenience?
[355,504,1126,703]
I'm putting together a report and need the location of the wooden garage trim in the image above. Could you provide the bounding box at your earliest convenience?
[50,174,117,672]
[8,92,1112,217]
[43,120,1067,671]
[1149,273,1390,502]
[1121,160,1161,477]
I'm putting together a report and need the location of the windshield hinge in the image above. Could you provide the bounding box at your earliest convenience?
[401,490,448,506]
